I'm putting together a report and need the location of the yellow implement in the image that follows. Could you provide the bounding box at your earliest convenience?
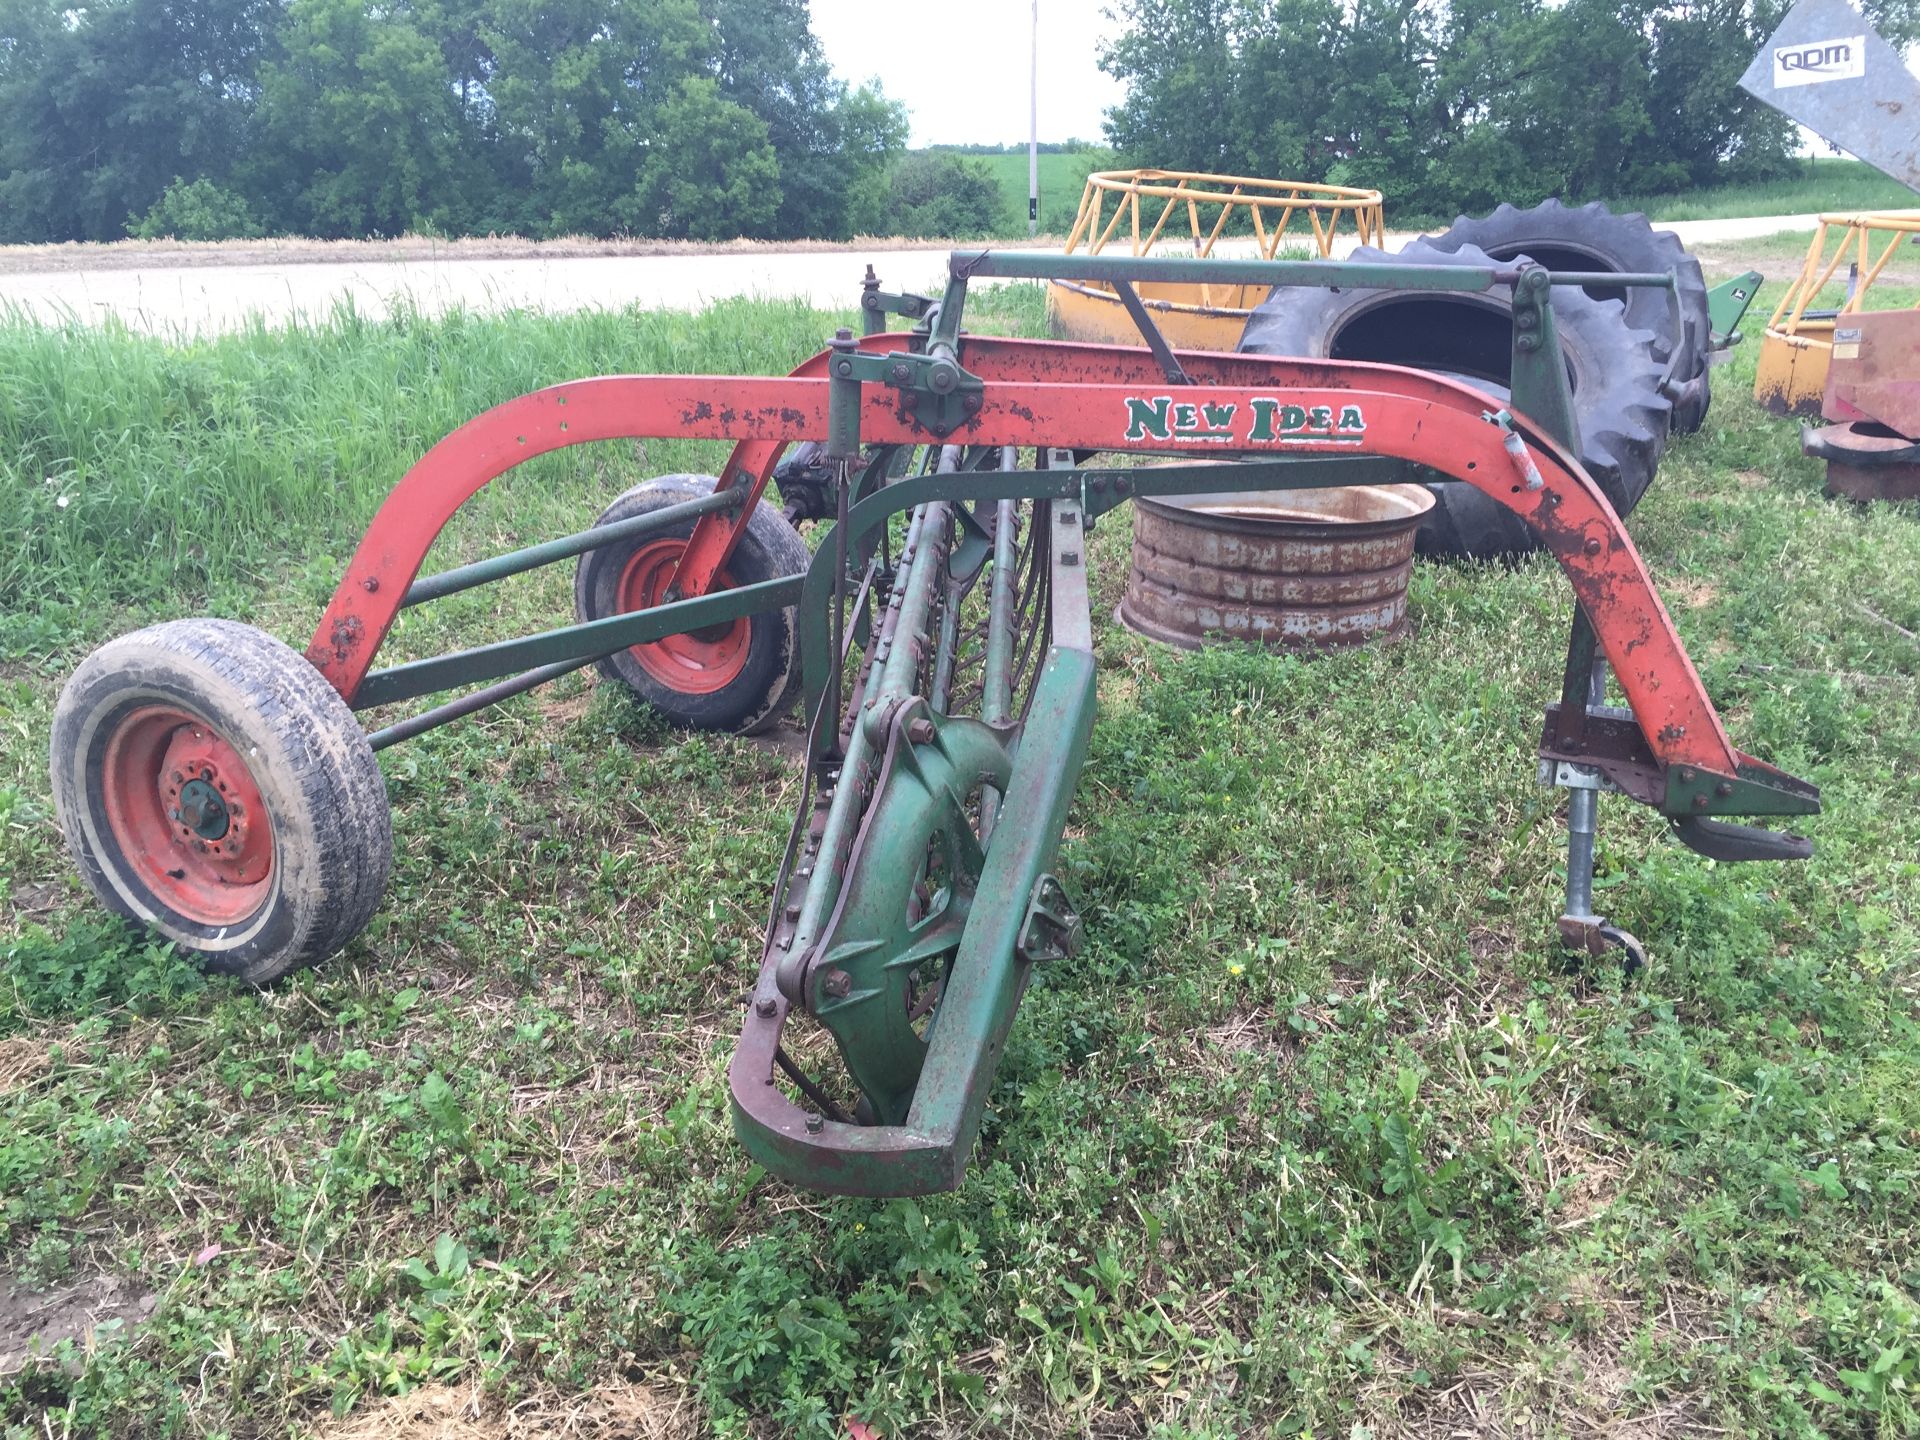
[1046,170,1386,349]
[1755,211,1920,416]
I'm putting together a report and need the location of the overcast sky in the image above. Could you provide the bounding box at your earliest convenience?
[809,0,1128,147]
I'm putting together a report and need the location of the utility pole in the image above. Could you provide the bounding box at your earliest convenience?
[1028,0,1039,237]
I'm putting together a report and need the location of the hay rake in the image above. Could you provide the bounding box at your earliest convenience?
[52,252,1819,1195]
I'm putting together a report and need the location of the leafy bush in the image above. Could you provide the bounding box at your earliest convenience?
[128,178,263,242]
[884,152,1006,238]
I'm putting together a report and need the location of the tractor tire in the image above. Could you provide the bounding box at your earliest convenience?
[574,474,811,734]
[1422,199,1713,432]
[1237,239,1672,560]
[51,619,392,984]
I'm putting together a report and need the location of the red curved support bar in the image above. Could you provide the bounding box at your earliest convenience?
[305,344,1733,777]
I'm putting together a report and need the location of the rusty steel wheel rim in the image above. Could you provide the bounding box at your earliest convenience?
[616,538,751,694]
[100,705,274,926]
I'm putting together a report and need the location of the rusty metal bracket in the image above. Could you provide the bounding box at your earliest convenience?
[1016,875,1082,965]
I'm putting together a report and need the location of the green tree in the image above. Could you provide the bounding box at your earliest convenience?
[479,0,707,235]
[631,75,781,238]
[128,177,264,240]
[701,0,906,239]
[885,151,1005,238]
[0,0,271,242]
[250,0,488,237]
[1097,0,1855,218]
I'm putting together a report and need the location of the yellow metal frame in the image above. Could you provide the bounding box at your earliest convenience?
[1048,170,1387,351]
[1756,210,1920,416]
[1062,170,1386,260]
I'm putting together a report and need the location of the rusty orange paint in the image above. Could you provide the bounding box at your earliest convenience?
[306,341,1735,776]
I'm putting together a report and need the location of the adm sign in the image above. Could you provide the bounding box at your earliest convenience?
[1772,35,1866,87]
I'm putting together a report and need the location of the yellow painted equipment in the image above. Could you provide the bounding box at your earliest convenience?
[1046,171,1387,349]
[1755,211,1920,416]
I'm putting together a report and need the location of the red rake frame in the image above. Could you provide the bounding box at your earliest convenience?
[287,260,1816,1195]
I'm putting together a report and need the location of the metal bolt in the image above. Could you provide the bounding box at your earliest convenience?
[961,393,982,413]
[755,997,777,1017]
[823,968,852,998]
[806,1112,824,1133]
[1583,537,1602,556]
[1716,781,1734,797]
[171,808,181,821]
[889,362,912,385]
[170,770,183,784]
[1693,794,1710,810]
[1678,767,1696,783]
[1517,335,1539,352]
[362,577,380,593]
[906,718,934,744]
[784,902,800,921]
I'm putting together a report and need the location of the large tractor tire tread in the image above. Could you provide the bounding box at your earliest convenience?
[1239,239,1672,560]
[1423,198,1713,432]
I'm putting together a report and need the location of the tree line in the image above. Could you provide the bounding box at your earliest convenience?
[0,0,929,243]
[1098,0,1920,220]
[8,0,1911,246]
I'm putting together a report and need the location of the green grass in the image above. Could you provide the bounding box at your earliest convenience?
[3,285,1920,1437]
[1608,158,1917,223]
[929,149,1115,237]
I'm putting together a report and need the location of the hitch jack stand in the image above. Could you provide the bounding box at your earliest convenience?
[1543,633,1649,971]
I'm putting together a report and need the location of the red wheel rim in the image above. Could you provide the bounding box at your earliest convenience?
[100,706,274,927]
[615,538,750,694]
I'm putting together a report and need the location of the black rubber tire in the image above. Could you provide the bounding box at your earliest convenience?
[1238,239,1673,559]
[1422,199,1713,432]
[574,474,810,734]
[51,619,392,984]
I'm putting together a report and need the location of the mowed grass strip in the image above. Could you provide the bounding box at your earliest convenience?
[1,285,1918,1438]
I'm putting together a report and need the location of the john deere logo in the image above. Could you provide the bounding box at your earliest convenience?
[1122,395,1368,444]
[1773,36,1864,86]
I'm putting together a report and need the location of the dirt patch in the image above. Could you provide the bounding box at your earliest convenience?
[1735,469,1773,489]
[0,1273,156,1374]
[320,1380,691,1439]
[9,879,64,917]
[0,1037,53,1093]
[0,232,1058,278]
[745,720,809,768]
[536,689,598,728]
[1694,234,1920,287]
[1663,578,1720,610]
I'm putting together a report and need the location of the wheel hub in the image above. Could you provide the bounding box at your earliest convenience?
[176,777,230,840]
[616,538,750,693]
[101,706,274,926]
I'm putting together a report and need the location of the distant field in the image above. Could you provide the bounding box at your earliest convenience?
[953,152,1914,243]
[928,148,1114,236]
[1609,157,1916,222]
